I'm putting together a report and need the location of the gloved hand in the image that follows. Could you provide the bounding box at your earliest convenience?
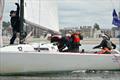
[93,47,96,49]
[15,3,19,6]
[79,43,81,46]
[113,47,116,49]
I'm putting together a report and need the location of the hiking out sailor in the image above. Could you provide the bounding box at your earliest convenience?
[9,3,20,44]
[93,34,116,54]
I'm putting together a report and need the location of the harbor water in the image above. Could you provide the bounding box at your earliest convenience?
[0,71,120,80]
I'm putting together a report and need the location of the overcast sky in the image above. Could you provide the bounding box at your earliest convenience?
[3,0,120,29]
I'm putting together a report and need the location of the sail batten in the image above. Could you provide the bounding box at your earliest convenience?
[24,0,59,33]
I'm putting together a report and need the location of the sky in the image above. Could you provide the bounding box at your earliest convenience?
[3,0,120,29]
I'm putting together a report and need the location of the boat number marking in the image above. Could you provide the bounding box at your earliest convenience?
[18,46,22,51]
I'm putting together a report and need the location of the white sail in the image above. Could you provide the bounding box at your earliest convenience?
[24,0,59,33]
[0,0,5,47]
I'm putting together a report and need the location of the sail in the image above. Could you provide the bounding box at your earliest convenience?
[24,0,59,33]
[0,0,5,47]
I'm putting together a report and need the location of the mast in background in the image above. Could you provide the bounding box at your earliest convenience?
[117,0,120,51]
[118,11,120,51]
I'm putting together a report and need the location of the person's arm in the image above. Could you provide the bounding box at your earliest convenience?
[93,40,104,49]
[111,42,116,49]
[79,34,83,40]
[15,3,19,16]
[93,44,101,49]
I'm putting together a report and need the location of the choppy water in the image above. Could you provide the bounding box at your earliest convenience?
[0,71,120,80]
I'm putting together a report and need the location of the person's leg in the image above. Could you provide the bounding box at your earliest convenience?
[16,33,20,44]
[74,46,79,52]
[97,49,106,54]
[10,31,17,44]
[69,47,79,53]
[104,48,111,54]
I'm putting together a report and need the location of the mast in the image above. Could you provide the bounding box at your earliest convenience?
[118,0,120,51]
[118,11,120,51]
[20,0,24,44]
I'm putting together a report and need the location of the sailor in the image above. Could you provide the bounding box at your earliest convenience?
[93,34,116,54]
[52,33,71,52]
[59,33,75,52]
[49,34,63,51]
[58,36,69,52]
[51,32,83,52]
[9,3,20,44]
[69,32,82,52]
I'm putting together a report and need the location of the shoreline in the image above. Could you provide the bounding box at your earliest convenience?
[81,38,119,44]
[1,36,119,45]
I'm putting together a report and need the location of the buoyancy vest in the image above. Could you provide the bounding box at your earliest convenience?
[73,34,80,43]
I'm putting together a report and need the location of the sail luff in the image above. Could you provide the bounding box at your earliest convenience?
[0,0,5,47]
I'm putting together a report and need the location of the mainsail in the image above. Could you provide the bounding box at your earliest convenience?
[24,0,59,33]
[0,0,5,47]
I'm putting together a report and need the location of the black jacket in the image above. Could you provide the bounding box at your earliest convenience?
[11,4,20,32]
[93,39,116,50]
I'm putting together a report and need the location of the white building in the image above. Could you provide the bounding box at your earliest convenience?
[93,29,102,38]
[115,30,119,38]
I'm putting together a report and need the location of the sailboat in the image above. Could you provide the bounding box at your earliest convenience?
[0,0,120,74]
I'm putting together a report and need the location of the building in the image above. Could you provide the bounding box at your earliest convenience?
[60,26,93,38]
[111,27,120,38]
[93,29,102,38]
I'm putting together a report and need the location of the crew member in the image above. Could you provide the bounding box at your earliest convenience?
[93,34,116,54]
[9,3,20,44]
[70,32,82,52]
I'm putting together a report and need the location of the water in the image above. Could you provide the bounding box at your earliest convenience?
[0,71,120,80]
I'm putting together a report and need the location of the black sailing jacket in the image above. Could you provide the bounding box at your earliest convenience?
[11,4,20,32]
[93,39,116,50]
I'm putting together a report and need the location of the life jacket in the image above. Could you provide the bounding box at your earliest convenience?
[101,48,111,54]
[97,48,111,54]
[73,34,80,43]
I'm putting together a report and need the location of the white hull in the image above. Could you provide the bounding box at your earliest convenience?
[0,44,120,74]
